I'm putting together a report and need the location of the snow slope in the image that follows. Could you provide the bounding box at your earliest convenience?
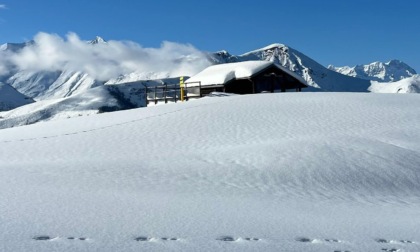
[0,93,419,252]
[0,38,104,100]
[0,78,181,128]
[6,70,104,100]
[0,82,34,111]
[0,86,118,128]
[329,60,417,82]
[369,75,420,93]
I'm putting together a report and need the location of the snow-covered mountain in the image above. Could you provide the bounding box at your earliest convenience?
[0,37,107,101]
[6,70,104,100]
[0,86,117,128]
[369,74,420,93]
[211,43,372,92]
[1,38,415,105]
[87,36,107,45]
[328,60,417,82]
[0,36,205,102]
[0,41,34,53]
[0,78,179,129]
[0,82,34,111]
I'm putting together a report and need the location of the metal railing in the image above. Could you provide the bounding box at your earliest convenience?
[145,82,202,105]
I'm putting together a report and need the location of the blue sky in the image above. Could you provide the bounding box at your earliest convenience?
[0,0,419,71]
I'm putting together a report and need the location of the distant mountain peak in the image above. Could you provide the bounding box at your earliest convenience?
[240,43,288,57]
[328,60,417,82]
[209,43,372,91]
[256,43,287,51]
[0,40,34,52]
[215,50,230,56]
[388,59,402,64]
[88,36,106,45]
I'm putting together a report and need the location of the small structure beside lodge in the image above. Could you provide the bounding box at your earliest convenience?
[145,61,308,105]
[184,61,308,96]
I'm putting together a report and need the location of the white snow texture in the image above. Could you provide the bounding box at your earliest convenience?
[0,93,420,252]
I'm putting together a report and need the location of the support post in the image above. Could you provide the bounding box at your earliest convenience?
[174,84,177,103]
[180,76,185,102]
[154,86,157,104]
[164,84,167,104]
[146,87,149,105]
[249,78,255,94]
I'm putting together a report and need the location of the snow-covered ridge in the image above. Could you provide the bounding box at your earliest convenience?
[239,43,287,55]
[0,82,34,111]
[0,41,34,52]
[328,60,417,82]
[369,74,420,93]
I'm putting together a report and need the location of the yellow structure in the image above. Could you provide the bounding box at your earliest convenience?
[180,76,185,102]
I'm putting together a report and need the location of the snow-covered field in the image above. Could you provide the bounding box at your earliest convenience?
[1,93,420,252]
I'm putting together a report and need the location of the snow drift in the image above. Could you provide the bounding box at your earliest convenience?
[0,93,419,251]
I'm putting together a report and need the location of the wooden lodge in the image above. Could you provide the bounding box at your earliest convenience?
[184,61,308,96]
[145,61,308,105]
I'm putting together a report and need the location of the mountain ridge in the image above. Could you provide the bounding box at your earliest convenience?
[1,38,416,102]
[208,43,372,91]
[328,60,416,82]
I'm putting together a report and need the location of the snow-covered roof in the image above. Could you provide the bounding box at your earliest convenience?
[184,60,307,87]
[185,61,271,86]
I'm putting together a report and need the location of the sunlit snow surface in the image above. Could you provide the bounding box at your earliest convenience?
[370,75,420,93]
[1,93,420,252]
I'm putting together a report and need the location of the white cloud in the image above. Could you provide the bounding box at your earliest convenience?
[0,32,211,80]
[0,4,6,9]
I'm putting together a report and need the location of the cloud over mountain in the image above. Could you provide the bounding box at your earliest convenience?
[0,32,211,81]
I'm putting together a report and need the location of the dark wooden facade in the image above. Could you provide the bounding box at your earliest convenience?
[199,65,307,95]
